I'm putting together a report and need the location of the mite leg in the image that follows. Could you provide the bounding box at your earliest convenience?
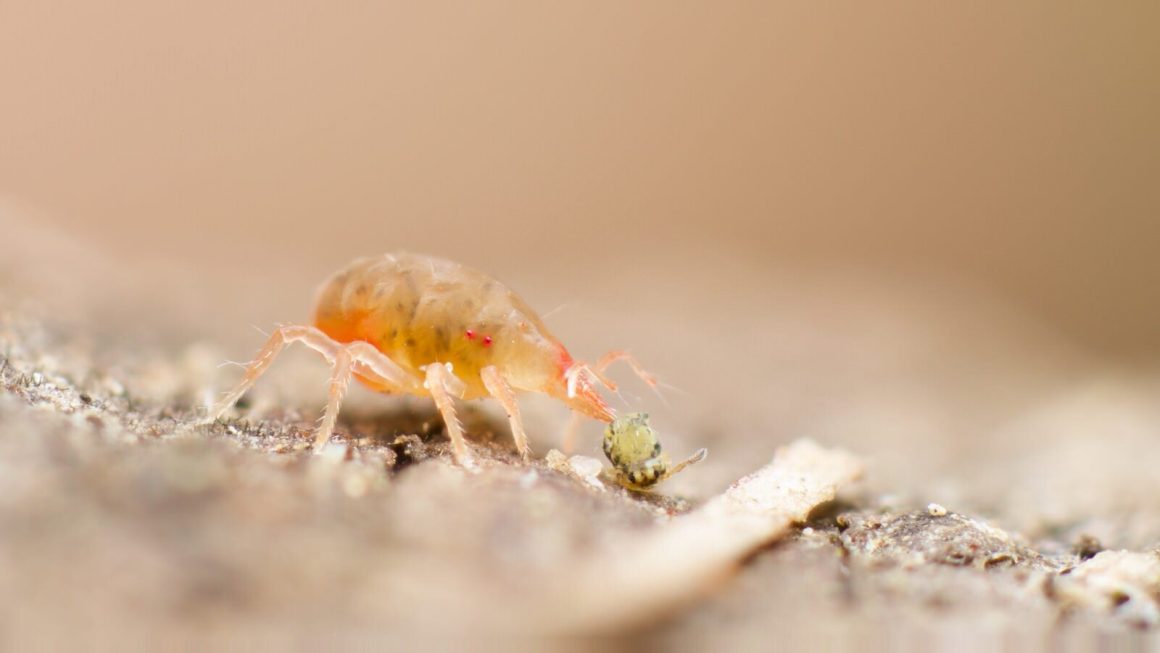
[208,325,419,450]
[424,362,475,468]
[313,343,421,449]
[480,365,530,461]
[207,325,341,422]
[314,347,352,449]
[594,350,659,393]
[345,341,423,394]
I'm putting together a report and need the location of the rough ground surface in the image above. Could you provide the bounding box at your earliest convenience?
[4,216,1160,650]
[3,306,1160,651]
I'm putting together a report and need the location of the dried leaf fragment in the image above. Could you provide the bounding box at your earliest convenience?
[544,438,863,633]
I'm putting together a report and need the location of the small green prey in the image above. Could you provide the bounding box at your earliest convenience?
[602,413,707,490]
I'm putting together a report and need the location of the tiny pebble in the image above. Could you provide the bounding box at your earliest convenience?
[569,455,602,476]
[927,503,948,517]
[567,455,604,488]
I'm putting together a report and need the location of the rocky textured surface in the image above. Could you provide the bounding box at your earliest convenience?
[3,308,1160,650]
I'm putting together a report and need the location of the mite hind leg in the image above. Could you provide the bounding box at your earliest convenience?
[424,362,476,468]
[207,325,341,422]
[207,325,420,450]
[480,365,530,461]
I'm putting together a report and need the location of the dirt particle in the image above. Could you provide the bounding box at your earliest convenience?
[1072,534,1104,561]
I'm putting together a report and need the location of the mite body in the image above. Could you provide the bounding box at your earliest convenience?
[603,413,707,490]
[208,252,653,466]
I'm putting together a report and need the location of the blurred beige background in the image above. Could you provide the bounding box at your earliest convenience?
[2,0,1158,358]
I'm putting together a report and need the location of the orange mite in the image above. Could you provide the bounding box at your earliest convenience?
[207,252,656,466]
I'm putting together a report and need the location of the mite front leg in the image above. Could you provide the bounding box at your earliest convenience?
[424,363,475,468]
[594,350,659,395]
[481,365,530,461]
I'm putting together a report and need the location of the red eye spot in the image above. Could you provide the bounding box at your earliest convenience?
[483,335,493,347]
[465,329,475,340]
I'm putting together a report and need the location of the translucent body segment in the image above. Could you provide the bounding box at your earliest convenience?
[312,253,567,400]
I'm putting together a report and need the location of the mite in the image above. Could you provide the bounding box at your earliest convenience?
[206,252,655,467]
[603,412,707,490]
